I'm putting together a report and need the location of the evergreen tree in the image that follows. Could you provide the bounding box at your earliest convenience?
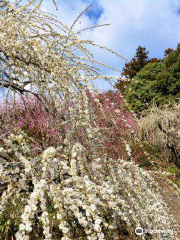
[122,46,149,79]
[124,44,180,113]
[116,46,160,93]
[164,48,174,57]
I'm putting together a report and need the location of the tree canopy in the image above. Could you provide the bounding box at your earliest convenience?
[124,44,180,113]
[116,46,160,94]
[121,46,160,79]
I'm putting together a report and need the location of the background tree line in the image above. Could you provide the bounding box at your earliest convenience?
[116,45,180,113]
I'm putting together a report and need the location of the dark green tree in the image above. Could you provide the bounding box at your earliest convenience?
[124,44,180,113]
[122,46,149,79]
[164,48,174,57]
[116,46,160,94]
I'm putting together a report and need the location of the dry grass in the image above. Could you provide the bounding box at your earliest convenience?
[138,102,180,166]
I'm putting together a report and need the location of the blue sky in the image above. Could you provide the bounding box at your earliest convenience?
[40,0,180,90]
[6,0,180,91]
[84,1,104,23]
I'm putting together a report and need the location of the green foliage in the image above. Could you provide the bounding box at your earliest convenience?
[138,155,152,168]
[169,166,179,174]
[116,46,160,94]
[168,167,180,190]
[164,48,174,57]
[124,44,180,113]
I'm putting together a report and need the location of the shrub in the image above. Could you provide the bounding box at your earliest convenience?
[0,97,62,149]
[91,91,142,161]
[138,103,180,167]
[0,131,179,240]
[0,91,146,163]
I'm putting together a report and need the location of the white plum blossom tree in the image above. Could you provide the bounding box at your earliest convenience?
[0,1,179,240]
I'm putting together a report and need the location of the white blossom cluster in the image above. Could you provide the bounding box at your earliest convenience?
[0,132,179,240]
[138,103,180,166]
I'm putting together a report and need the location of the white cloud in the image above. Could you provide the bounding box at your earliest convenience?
[93,0,180,58]
[40,0,180,90]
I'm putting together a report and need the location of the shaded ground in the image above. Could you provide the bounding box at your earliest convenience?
[154,175,180,231]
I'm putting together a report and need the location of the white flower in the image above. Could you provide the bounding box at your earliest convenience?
[79,217,88,227]
[95,219,102,225]
[62,227,69,234]
[15,232,24,240]
[115,109,120,114]
[16,134,23,142]
[59,222,65,230]
[94,223,101,232]
[40,179,47,188]
[0,165,3,175]
[42,211,48,218]
[90,204,96,212]
[19,224,26,231]
[72,152,77,158]
[97,233,105,240]
[0,147,4,152]
[88,134,93,139]
[70,159,77,175]
[25,222,32,232]
[24,205,31,213]
[125,143,131,157]
[57,213,63,220]
[43,147,56,159]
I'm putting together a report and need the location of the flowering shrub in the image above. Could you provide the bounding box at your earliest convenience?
[0,96,62,148]
[0,132,179,240]
[138,103,180,167]
[0,91,145,162]
[92,91,141,160]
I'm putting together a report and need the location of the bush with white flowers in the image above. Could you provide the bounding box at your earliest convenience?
[0,132,179,239]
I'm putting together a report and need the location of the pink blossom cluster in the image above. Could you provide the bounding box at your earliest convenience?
[0,96,61,148]
[0,91,146,162]
[88,91,145,162]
